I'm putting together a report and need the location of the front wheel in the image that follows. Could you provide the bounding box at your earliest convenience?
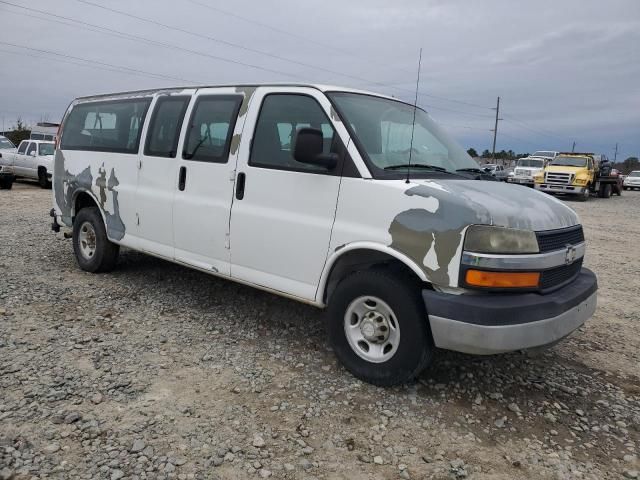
[327,269,434,386]
[72,207,119,273]
[578,186,590,202]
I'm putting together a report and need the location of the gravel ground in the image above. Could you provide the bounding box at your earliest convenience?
[1,181,639,480]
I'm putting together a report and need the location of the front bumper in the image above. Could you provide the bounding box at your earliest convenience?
[508,177,534,185]
[423,268,597,354]
[536,183,586,194]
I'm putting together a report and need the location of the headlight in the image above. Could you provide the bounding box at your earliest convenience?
[575,177,588,185]
[464,225,539,254]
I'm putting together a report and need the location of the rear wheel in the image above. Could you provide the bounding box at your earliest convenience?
[327,269,434,386]
[72,207,119,273]
[0,177,13,190]
[598,183,612,198]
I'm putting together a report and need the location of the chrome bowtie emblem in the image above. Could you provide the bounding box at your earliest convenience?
[565,245,577,265]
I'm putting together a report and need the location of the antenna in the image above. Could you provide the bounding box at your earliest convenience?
[406,48,423,184]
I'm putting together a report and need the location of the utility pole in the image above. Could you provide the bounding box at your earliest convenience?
[571,141,576,152]
[491,96,501,161]
[614,143,618,162]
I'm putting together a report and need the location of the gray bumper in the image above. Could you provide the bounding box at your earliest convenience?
[535,183,584,194]
[423,269,597,355]
[508,177,534,185]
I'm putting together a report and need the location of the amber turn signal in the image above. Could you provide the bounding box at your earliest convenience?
[465,270,540,288]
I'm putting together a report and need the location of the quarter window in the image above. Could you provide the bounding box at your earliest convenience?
[182,95,242,163]
[17,141,27,154]
[145,96,190,158]
[250,94,337,173]
[60,98,151,153]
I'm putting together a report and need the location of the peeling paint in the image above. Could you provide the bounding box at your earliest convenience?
[234,86,256,118]
[53,149,92,226]
[229,133,241,155]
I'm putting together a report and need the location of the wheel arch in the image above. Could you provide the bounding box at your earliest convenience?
[317,242,429,306]
[72,189,106,225]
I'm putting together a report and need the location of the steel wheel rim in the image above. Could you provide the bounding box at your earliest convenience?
[78,221,97,260]
[344,296,400,363]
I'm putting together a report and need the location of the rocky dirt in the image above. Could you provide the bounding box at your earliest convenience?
[1,181,639,480]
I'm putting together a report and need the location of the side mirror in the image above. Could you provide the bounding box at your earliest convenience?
[30,151,37,157]
[293,128,337,170]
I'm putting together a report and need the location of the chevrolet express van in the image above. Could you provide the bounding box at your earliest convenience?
[51,84,597,386]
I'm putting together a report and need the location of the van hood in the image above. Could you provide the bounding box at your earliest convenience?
[398,178,579,232]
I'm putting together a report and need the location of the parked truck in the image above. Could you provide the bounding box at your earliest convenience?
[508,156,549,187]
[534,152,620,201]
[0,139,55,188]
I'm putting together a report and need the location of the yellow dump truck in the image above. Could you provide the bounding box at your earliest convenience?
[534,152,620,201]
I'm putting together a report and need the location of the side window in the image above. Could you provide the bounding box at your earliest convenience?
[17,141,28,154]
[182,95,242,163]
[144,96,190,158]
[250,94,337,173]
[60,98,152,153]
[31,133,44,140]
[26,143,37,156]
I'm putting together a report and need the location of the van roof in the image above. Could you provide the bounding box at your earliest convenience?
[74,83,398,103]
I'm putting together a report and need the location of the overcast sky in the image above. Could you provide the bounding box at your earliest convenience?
[0,0,638,158]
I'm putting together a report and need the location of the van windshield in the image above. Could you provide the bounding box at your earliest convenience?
[328,92,479,178]
[550,156,588,167]
[517,158,544,168]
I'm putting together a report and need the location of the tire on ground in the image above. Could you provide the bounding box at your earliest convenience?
[38,167,51,189]
[72,207,119,273]
[0,178,12,190]
[327,268,434,386]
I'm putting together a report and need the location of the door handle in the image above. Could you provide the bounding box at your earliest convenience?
[235,172,246,200]
[178,166,187,191]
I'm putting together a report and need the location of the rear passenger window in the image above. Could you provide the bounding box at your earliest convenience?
[182,95,242,163]
[60,99,151,154]
[144,96,190,158]
[26,143,36,155]
[250,94,337,173]
[17,142,27,154]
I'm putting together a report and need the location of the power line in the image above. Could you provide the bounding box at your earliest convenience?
[3,1,497,119]
[73,0,495,112]
[501,114,567,143]
[185,0,420,74]
[0,2,307,81]
[0,41,198,84]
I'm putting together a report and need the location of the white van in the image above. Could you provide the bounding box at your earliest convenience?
[51,84,597,386]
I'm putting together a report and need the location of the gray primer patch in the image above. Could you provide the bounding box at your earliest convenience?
[389,185,490,286]
[53,150,92,226]
[234,86,256,118]
[229,133,241,155]
[96,165,126,241]
[53,151,126,240]
[388,180,579,286]
[330,106,341,122]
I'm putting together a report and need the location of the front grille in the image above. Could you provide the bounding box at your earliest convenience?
[540,258,583,290]
[545,172,573,184]
[515,169,530,176]
[536,225,584,252]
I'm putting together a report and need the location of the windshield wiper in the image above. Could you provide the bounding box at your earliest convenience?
[384,163,449,173]
[456,167,485,173]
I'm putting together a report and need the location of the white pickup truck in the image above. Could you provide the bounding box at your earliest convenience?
[0,139,55,188]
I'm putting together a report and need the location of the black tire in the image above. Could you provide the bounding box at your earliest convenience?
[623,186,628,191]
[578,186,590,202]
[0,178,13,190]
[327,269,434,386]
[38,168,51,189]
[599,183,612,198]
[72,207,119,273]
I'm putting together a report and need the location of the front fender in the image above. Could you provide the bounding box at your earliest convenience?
[315,241,429,305]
